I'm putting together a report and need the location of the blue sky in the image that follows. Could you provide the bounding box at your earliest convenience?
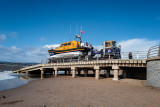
[0,0,160,62]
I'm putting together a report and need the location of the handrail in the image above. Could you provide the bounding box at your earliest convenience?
[45,51,148,63]
[121,51,147,59]
[147,45,160,59]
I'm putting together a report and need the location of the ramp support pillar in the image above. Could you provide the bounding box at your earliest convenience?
[26,71,28,78]
[94,66,100,80]
[41,70,44,79]
[40,68,45,79]
[54,67,58,77]
[71,67,76,78]
[112,66,120,81]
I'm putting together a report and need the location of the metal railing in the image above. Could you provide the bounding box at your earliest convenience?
[42,51,148,64]
[147,45,160,59]
[121,51,147,59]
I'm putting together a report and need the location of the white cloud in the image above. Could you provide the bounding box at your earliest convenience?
[0,46,25,62]
[8,32,18,38]
[119,38,160,52]
[43,44,59,49]
[0,44,60,63]
[0,34,6,42]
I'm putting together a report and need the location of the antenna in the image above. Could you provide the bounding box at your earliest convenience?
[75,26,84,42]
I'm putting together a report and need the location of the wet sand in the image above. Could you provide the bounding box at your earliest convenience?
[0,76,160,107]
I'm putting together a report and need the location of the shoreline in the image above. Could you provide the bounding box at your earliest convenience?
[0,76,160,107]
[0,71,41,92]
[0,78,36,92]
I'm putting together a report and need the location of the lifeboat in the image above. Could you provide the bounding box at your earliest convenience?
[48,40,90,59]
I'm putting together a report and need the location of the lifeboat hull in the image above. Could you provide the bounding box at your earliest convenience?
[48,47,90,59]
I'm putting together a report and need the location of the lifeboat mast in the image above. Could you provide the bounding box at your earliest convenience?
[76,26,84,43]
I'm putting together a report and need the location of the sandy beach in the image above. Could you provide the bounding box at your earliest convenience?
[0,75,160,107]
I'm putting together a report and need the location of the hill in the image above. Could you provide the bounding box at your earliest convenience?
[0,61,39,72]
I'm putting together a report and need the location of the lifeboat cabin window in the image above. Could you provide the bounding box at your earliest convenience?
[68,43,71,45]
[64,43,67,46]
[60,44,64,47]
[105,42,111,47]
[112,41,116,47]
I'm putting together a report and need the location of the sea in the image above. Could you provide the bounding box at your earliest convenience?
[0,70,65,92]
[0,71,37,92]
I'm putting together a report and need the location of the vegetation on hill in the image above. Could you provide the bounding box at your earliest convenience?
[0,62,39,72]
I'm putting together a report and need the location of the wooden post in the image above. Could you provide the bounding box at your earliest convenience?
[94,66,100,80]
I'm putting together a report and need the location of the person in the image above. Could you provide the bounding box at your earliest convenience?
[129,52,132,59]
[90,44,94,50]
